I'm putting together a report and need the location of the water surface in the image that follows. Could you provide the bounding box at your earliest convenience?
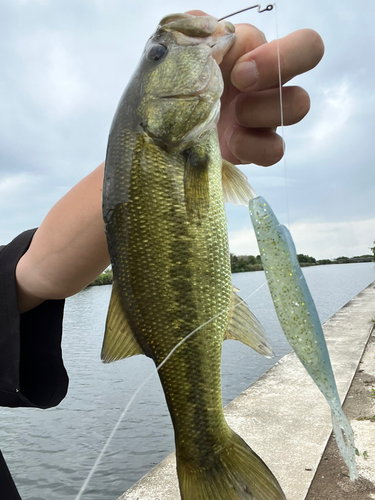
[1,262,374,499]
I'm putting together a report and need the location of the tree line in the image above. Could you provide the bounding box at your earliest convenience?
[87,245,375,286]
[230,252,373,274]
[230,253,318,273]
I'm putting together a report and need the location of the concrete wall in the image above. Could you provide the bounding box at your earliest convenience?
[118,281,375,500]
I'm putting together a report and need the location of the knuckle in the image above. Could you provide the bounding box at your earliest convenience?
[235,94,253,125]
[235,23,267,49]
[230,128,251,164]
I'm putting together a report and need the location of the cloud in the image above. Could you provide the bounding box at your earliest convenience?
[0,173,69,245]
[290,219,375,259]
[229,228,259,257]
[16,32,91,119]
[229,218,375,260]
[13,0,49,6]
[310,80,354,143]
[0,0,374,258]
[0,174,34,204]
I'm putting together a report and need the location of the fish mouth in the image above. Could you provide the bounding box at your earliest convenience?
[149,14,234,100]
[158,13,235,40]
[169,17,235,64]
[210,20,235,64]
[158,13,235,71]
[142,14,233,145]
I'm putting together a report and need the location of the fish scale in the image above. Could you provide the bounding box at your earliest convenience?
[113,131,232,460]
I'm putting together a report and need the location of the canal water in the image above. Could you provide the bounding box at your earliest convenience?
[1,262,374,500]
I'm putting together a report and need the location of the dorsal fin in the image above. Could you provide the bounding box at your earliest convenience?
[225,286,274,358]
[222,160,256,205]
[101,282,145,363]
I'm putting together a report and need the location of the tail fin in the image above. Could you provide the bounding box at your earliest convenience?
[177,430,286,500]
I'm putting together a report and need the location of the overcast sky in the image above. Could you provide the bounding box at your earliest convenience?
[1,0,374,260]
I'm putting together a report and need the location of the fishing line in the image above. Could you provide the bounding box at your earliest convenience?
[220,3,290,229]
[274,3,290,229]
[74,279,270,500]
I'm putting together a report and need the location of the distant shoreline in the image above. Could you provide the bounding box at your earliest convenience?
[87,258,374,287]
[230,253,373,274]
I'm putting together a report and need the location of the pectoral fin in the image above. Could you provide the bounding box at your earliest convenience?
[183,147,210,218]
[225,287,274,358]
[101,282,145,363]
[222,160,256,205]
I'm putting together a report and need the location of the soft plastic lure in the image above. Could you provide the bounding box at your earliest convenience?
[249,195,358,481]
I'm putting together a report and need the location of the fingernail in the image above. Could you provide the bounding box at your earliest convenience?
[231,60,259,90]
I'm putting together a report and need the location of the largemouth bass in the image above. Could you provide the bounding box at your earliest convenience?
[101,13,285,500]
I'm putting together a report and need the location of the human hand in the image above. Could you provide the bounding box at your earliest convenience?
[16,163,109,312]
[188,11,324,166]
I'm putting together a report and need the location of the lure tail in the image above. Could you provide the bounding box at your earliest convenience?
[177,429,286,500]
[331,409,358,481]
[249,195,358,481]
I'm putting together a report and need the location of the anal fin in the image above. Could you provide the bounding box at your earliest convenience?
[225,287,274,358]
[101,282,145,363]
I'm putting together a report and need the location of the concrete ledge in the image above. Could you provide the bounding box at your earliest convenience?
[118,281,375,500]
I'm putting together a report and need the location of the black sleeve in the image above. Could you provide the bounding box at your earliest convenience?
[0,450,22,500]
[0,230,70,499]
[0,229,69,409]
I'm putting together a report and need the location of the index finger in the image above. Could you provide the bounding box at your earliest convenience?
[220,23,267,85]
[231,29,324,91]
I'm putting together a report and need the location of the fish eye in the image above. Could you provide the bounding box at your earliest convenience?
[147,44,168,62]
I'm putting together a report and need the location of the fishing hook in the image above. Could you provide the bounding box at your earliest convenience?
[218,4,274,21]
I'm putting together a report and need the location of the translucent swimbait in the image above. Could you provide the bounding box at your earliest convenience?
[249,195,358,481]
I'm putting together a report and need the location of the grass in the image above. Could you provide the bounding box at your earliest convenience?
[87,268,113,287]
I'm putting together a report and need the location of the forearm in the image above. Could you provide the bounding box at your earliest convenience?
[16,163,110,313]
